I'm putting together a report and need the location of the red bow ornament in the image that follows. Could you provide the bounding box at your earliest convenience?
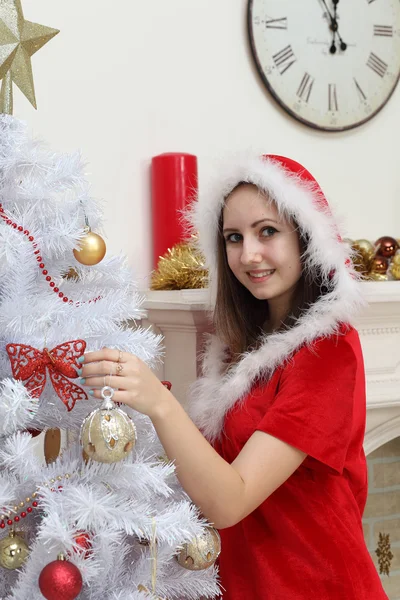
[6,340,88,411]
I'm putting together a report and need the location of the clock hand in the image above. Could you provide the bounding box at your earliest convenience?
[332,0,347,51]
[319,0,347,53]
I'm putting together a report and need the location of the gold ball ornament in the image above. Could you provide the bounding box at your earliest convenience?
[176,526,221,571]
[0,530,29,570]
[391,253,400,280]
[80,387,136,463]
[351,239,375,274]
[73,228,106,266]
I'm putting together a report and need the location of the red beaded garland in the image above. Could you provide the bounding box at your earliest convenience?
[0,202,102,306]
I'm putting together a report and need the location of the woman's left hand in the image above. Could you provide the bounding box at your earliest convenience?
[78,348,171,419]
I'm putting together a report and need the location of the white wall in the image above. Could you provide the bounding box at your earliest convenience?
[18,0,400,289]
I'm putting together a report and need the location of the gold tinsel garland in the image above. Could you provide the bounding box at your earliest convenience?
[151,241,208,291]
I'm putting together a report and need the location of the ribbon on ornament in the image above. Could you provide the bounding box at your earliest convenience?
[6,340,88,411]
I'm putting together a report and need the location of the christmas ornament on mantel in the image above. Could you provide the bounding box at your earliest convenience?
[151,239,208,290]
[0,3,220,599]
[346,236,400,281]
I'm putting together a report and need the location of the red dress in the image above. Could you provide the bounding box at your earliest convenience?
[213,326,387,600]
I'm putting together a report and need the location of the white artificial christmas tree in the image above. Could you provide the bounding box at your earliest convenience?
[0,115,220,600]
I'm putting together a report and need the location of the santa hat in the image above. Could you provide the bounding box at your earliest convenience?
[187,153,365,442]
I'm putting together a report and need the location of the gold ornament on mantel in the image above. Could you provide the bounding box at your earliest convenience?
[151,241,208,291]
[391,254,400,280]
[0,530,29,570]
[346,237,400,281]
[73,227,107,266]
[351,239,375,276]
[0,0,59,114]
[176,526,221,571]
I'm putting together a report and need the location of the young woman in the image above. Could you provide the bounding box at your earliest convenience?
[79,154,388,599]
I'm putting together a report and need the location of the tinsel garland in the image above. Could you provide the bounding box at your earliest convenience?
[151,242,208,291]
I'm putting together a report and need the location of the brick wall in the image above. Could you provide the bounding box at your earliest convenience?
[364,438,400,599]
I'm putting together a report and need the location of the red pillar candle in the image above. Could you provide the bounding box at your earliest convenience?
[151,152,198,269]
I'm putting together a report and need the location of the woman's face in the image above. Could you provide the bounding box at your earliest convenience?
[222,184,302,309]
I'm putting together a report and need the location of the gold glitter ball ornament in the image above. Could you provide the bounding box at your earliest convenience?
[0,530,29,570]
[391,253,400,280]
[353,239,375,261]
[80,387,136,463]
[151,241,208,290]
[73,228,106,266]
[351,239,375,274]
[176,526,221,571]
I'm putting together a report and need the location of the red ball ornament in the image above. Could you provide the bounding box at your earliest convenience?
[370,255,389,274]
[375,236,399,258]
[38,554,82,600]
[24,428,43,438]
[71,530,93,559]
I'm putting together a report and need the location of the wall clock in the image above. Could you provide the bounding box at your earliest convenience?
[248,0,400,131]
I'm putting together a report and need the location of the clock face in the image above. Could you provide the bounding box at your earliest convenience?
[248,0,400,131]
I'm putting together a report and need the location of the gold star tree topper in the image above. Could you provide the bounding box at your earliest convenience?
[0,0,59,114]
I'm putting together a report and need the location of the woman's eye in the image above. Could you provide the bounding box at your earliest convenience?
[260,226,277,238]
[225,233,242,243]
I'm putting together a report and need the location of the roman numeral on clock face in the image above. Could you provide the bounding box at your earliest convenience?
[328,84,338,111]
[272,45,296,74]
[296,72,314,102]
[373,25,393,36]
[266,17,287,29]
[354,78,367,101]
[367,52,388,77]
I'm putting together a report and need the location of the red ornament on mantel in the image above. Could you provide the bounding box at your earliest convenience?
[38,554,82,600]
[151,152,198,269]
[374,236,399,259]
[6,340,88,411]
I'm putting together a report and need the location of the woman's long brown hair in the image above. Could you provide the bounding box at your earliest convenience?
[213,188,330,359]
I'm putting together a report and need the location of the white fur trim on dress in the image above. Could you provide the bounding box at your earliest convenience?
[186,153,365,442]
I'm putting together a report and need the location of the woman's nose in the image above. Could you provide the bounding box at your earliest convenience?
[240,240,263,265]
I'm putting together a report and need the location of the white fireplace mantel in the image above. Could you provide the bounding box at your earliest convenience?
[142,282,400,457]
